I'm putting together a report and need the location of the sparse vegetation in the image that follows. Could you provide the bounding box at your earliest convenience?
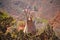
[0,12,14,33]
[0,12,60,40]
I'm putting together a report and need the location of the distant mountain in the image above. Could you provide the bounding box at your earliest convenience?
[0,0,60,20]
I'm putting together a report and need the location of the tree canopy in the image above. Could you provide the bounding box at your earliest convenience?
[0,12,14,33]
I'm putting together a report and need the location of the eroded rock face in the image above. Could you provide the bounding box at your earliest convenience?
[49,12,60,39]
